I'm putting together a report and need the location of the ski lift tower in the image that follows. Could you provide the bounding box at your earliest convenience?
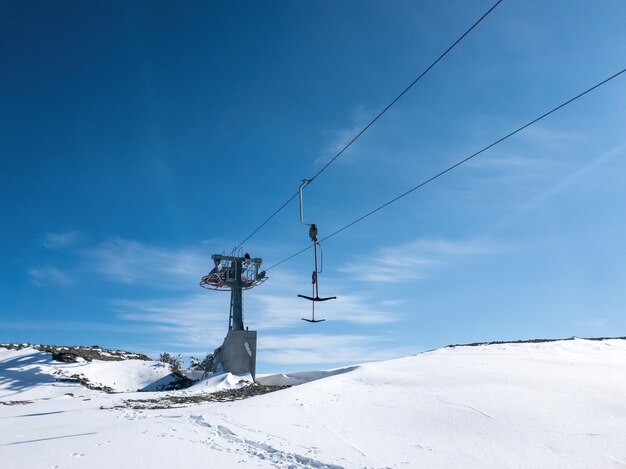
[200,251,267,380]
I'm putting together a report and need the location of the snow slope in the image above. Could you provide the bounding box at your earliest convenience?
[1,338,625,468]
[0,346,178,395]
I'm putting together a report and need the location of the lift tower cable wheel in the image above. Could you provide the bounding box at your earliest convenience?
[297,180,336,323]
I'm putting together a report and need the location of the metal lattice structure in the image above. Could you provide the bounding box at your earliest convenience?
[200,253,267,292]
[200,251,267,331]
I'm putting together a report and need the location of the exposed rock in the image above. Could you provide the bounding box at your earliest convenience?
[0,343,150,362]
[57,373,115,394]
[117,384,291,409]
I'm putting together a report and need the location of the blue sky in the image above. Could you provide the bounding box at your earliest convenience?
[1,1,625,373]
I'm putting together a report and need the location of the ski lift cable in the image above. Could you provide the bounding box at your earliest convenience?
[264,67,626,272]
[234,0,504,249]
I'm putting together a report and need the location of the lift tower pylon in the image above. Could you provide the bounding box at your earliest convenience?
[200,251,267,380]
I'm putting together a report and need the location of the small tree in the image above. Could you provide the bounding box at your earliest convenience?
[189,352,215,372]
[159,352,183,372]
[189,355,202,370]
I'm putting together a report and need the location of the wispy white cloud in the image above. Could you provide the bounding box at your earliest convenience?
[518,125,586,150]
[2,320,154,335]
[250,292,398,327]
[248,292,312,329]
[380,299,406,307]
[106,262,402,357]
[43,231,80,249]
[314,293,398,325]
[340,238,499,283]
[42,238,409,362]
[83,238,212,289]
[28,266,73,287]
[463,127,588,185]
[492,141,626,230]
[112,293,229,348]
[259,333,418,366]
[315,105,370,165]
[467,151,555,172]
[524,141,625,204]
[245,270,400,327]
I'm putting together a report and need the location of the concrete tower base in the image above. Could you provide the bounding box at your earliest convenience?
[212,330,257,381]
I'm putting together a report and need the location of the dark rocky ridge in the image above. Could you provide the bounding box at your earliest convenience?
[0,343,150,362]
[446,336,626,348]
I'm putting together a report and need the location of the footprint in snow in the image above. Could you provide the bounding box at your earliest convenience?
[188,415,213,428]
[70,452,85,458]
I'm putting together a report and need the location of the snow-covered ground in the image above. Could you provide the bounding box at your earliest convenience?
[1,338,625,468]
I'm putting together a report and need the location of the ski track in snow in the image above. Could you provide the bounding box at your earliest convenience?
[436,397,493,419]
[187,414,344,469]
[113,409,343,468]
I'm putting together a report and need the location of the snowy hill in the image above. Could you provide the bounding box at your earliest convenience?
[1,338,625,468]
